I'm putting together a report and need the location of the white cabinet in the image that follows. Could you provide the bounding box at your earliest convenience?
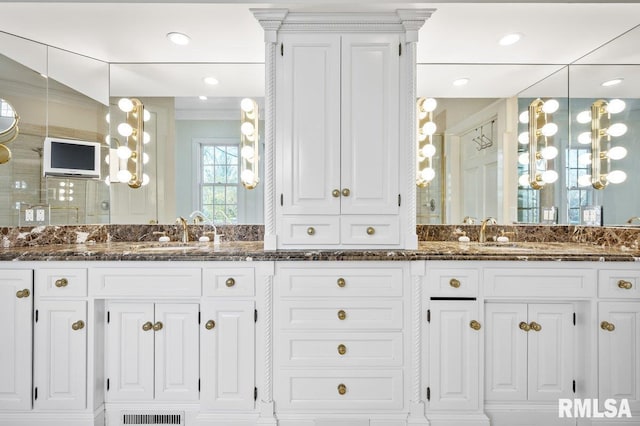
[106,302,199,402]
[485,303,574,402]
[276,32,401,247]
[34,300,87,410]
[0,270,32,411]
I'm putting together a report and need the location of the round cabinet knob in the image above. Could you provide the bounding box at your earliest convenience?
[337,310,347,321]
[337,278,346,288]
[205,320,216,330]
[519,321,531,332]
[337,344,347,355]
[71,320,85,331]
[337,384,347,395]
[225,278,236,287]
[341,188,350,197]
[142,321,153,331]
[366,227,375,236]
[15,289,30,298]
[529,321,542,332]
[307,227,315,236]
[153,321,163,331]
[618,280,633,290]
[601,321,615,332]
[332,189,341,198]
[469,320,481,330]
[55,278,69,288]
[449,278,461,288]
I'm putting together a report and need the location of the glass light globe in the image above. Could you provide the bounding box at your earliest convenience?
[143,153,150,164]
[607,146,627,160]
[607,170,627,184]
[422,98,437,113]
[142,173,150,186]
[518,111,529,124]
[542,99,559,114]
[518,131,529,144]
[143,132,151,144]
[241,145,255,160]
[540,122,558,137]
[422,121,437,136]
[241,122,255,136]
[116,145,132,159]
[143,109,151,122]
[118,98,134,112]
[117,169,132,183]
[540,146,559,160]
[421,144,436,158]
[105,113,110,124]
[68,196,73,202]
[518,174,530,187]
[606,99,626,114]
[607,123,628,137]
[105,176,110,186]
[578,174,592,187]
[241,169,255,184]
[105,135,112,145]
[420,167,436,182]
[105,154,110,165]
[117,123,133,137]
[576,110,591,124]
[241,98,255,113]
[578,152,592,166]
[518,153,529,165]
[541,169,559,184]
[578,131,591,145]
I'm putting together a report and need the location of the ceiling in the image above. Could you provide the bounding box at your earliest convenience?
[0,1,639,101]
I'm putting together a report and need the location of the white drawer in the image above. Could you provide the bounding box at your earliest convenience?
[278,332,403,367]
[280,300,402,330]
[203,267,255,297]
[280,216,340,245]
[484,267,595,298]
[427,267,478,297]
[277,369,403,410]
[277,264,403,297]
[35,268,87,297]
[599,269,640,299]
[90,267,201,297]
[340,215,400,245]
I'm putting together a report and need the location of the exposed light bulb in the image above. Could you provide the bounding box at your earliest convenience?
[578,152,592,166]
[241,169,255,184]
[241,122,255,136]
[578,131,591,145]
[105,154,110,165]
[105,113,110,124]
[241,98,255,113]
[518,174,530,187]
[518,131,529,144]
[105,176,110,186]
[117,123,133,137]
[576,110,591,124]
[606,99,626,114]
[116,146,132,159]
[541,169,558,183]
[422,98,437,113]
[142,173,150,186]
[421,144,436,158]
[143,109,151,122]
[117,169,132,183]
[118,98,134,112]
[607,146,627,160]
[540,146,558,160]
[518,153,529,165]
[241,145,255,160]
[422,121,437,136]
[143,153,150,164]
[518,111,529,124]
[607,170,627,184]
[420,167,436,182]
[105,135,112,145]
[540,122,558,137]
[143,132,151,144]
[542,99,559,114]
[578,174,592,187]
[607,123,627,137]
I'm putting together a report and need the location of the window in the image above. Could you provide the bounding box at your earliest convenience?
[566,147,593,224]
[200,144,239,223]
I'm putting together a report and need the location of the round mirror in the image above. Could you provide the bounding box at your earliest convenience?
[0,98,19,164]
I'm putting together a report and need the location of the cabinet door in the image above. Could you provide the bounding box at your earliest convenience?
[0,270,32,410]
[527,303,574,401]
[279,33,341,216]
[485,303,528,401]
[201,300,255,410]
[340,33,399,215]
[154,303,199,401]
[599,302,640,413]
[106,303,155,401]
[34,301,87,410]
[429,301,481,410]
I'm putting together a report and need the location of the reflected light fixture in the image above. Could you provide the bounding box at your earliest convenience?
[499,33,522,46]
[240,98,260,189]
[167,32,190,45]
[416,97,438,188]
[519,98,560,189]
[576,99,627,189]
[601,78,623,87]
[108,98,149,188]
[204,76,219,85]
[452,78,469,87]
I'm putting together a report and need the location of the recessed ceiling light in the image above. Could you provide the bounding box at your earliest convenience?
[199,96,208,100]
[499,33,522,46]
[601,78,623,87]
[453,78,470,87]
[203,77,219,85]
[167,32,190,45]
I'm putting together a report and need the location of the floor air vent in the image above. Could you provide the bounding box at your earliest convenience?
[121,411,184,425]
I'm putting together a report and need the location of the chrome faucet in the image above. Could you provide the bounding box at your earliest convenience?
[188,210,218,240]
[479,217,497,243]
[176,216,189,243]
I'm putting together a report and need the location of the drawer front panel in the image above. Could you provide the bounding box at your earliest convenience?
[90,268,201,296]
[278,370,403,410]
[279,332,403,367]
[278,266,403,297]
[484,268,595,297]
[203,267,255,297]
[427,268,479,297]
[35,268,87,297]
[340,215,400,245]
[280,300,402,330]
[599,270,640,299]
[280,216,340,245]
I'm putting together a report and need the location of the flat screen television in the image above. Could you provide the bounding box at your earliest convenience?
[43,137,101,178]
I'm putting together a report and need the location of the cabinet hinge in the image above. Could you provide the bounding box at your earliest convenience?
[280,193,283,206]
[35,309,38,323]
[399,43,402,56]
[398,194,401,207]
[107,311,110,324]
[426,387,430,401]
[573,312,576,326]
[254,387,258,401]
[280,43,283,56]
[107,378,110,391]
[427,309,430,323]
[254,309,258,323]
[573,380,576,393]
[34,387,38,400]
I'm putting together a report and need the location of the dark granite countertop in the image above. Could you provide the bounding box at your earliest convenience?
[1,240,639,262]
